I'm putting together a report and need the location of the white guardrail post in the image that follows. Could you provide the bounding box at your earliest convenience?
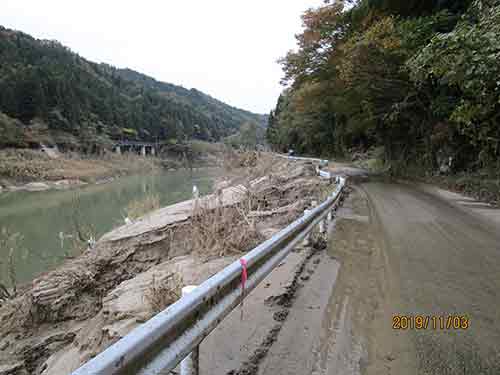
[69,158,345,375]
[180,285,199,375]
[302,207,312,247]
[319,214,326,234]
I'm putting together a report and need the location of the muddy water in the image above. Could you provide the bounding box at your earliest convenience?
[0,169,217,285]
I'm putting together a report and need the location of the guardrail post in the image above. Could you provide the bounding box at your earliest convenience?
[311,200,326,235]
[309,199,326,234]
[181,285,199,375]
[318,199,326,234]
[302,208,312,246]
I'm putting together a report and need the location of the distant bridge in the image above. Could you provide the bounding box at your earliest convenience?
[113,141,158,147]
[113,141,158,156]
[112,140,201,156]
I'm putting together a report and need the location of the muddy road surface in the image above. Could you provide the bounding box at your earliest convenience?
[343,181,500,375]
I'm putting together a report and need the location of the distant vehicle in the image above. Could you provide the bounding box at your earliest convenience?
[288,149,295,156]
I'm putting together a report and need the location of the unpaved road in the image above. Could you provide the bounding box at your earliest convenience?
[359,182,500,374]
[195,180,500,375]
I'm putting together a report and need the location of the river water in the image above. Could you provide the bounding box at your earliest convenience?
[0,169,217,285]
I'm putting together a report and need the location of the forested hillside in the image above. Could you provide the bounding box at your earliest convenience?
[0,26,265,151]
[268,0,500,175]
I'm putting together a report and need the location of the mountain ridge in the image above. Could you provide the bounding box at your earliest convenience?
[0,25,265,150]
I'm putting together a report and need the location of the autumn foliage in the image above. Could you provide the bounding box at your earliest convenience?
[268,0,500,175]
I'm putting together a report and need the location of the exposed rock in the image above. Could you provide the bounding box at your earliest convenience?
[53,179,86,189]
[24,182,50,192]
[39,143,60,159]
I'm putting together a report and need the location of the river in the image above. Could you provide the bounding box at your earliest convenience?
[0,169,217,286]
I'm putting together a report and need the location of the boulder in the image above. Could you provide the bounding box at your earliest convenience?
[24,182,50,191]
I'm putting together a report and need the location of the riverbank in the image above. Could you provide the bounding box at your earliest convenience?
[0,154,335,374]
[0,149,165,192]
[0,144,225,193]
[0,168,219,287]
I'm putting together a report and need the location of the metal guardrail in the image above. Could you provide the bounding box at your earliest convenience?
[276,153,328,164]
[288,155,328,164]
[71,164,346,375]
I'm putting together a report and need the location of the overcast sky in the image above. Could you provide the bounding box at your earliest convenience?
[0,0,326,114]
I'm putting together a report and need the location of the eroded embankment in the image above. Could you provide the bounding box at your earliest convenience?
[0,156,336,375]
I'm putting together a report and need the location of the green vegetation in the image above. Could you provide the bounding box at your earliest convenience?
[0,26,265,151]
[268,0,500,177]
[189,140,224,156]
[126,192,161,220]
[224,121,267,149]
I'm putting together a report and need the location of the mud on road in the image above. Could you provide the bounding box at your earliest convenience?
[324,181,500,375]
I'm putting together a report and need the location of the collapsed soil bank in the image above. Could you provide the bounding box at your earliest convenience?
[0,155,336,375]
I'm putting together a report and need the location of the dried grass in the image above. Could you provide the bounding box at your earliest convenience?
[189,190,264,260]
[0,295,33,333]
[0,227,21,302]
[221,149,262,173]
[187,153,282,260]
[145,273,182,314]
[191,155,334,259]
[68,193,97,255]
[126,193,161,220]
[222,152,283,191]
[315,181,336,202]
[189,140,224,156]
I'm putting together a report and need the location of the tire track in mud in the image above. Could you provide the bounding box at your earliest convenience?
[363,182,500,375]
[310,185,418,375]
[226,194,347,375]
[226,245,322,375]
